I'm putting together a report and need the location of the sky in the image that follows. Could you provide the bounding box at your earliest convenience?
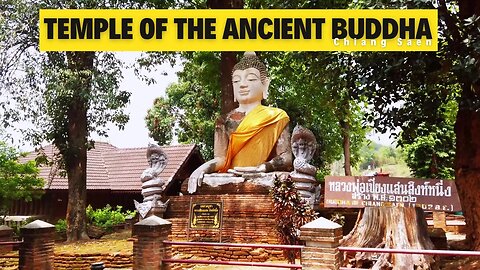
[7,52,394,151]
[90,52,181,149]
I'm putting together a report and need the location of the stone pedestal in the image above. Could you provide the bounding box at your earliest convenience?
[0,225,14,252]
[133,216,172,270]
[135,199,169,221]
[19,220,55,270]
[299,217,342,270]
[183,172,290,195]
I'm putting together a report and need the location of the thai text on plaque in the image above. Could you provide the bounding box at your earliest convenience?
[189,202,223,229]
[324,176,462,212]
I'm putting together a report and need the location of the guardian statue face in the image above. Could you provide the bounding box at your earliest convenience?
[149,153,167,168]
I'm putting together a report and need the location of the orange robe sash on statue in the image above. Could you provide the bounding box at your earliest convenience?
[219,105,289,172]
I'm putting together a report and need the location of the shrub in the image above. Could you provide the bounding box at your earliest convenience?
[55,219,67,234]
[55,218,68,240]
[86,205,136,232]
[270,174,317,263]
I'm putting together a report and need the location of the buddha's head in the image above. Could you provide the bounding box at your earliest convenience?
[232,52,270,105]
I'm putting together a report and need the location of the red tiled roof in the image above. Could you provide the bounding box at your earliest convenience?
[22,142,201,192]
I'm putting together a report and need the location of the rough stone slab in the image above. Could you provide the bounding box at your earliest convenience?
[22,220,54,229]
[203,175,245,187]
[295,182,315,189]
[135,215,171,226]
[249,175,275,188]
[301,217,342,230]
[206,173,236,177]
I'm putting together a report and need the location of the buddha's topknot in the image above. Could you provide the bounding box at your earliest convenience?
[232,52,268,83]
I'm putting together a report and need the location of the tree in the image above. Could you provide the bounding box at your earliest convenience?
[207,0,244,114]
[0,0,137,241]
[145,52,222,158]
[143,0,366,173]
[400,99,457,179]
[143,0,245,157]
[342,207,435,269]
[443,0,480,250]
[0,141,44,216]
[347,0,480,251]
[264,51,367,174]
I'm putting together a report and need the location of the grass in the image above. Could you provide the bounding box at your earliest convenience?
[55,229,133,254]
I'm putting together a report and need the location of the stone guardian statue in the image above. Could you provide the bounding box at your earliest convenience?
[290,124,320,208]
[134,143,170,218]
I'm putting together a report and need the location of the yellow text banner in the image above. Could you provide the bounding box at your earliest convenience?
[39,9,438,51]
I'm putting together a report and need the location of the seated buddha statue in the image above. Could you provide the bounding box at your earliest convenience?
[187,52,293,194]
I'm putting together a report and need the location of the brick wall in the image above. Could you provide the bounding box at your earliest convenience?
[165,194,286,262]
[166,194,279,244]
[54,253,132,269]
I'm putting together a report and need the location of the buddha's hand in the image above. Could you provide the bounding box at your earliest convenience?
[255,163,267,173]
[187,167,205,194]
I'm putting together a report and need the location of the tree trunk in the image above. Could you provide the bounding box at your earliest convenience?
[342,207,436,269]
[220,52,237,114]
[207,0,243,114]
[64,51,94,242]
[454,95,480,250]
[454,0,480,251]
[340,119,352,176]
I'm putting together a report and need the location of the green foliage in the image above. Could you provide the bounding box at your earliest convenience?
[264,51,368,171]
[86,205,136,232]
[270,175,317,263]
[145,52,221,158]
[399,100,457,179]
[1,0,140,241]
[0,141,44,215]
[145,97,174,145]
[358,141,402,170]
[392,88,458,179]
[145,50,368,170]
[55,219,67,234]
[402,126,455,179]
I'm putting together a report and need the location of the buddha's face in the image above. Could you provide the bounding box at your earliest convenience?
[232,68,268,105]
